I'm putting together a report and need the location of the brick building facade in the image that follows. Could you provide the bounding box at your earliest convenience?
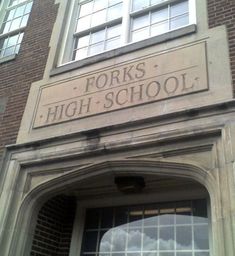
[0,0,235,255]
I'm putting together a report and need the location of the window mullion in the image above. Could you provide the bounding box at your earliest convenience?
[120,0,131,45]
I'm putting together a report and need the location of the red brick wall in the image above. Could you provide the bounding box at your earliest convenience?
[207,0,235,93]
[30,195,76,256]
[0,0,58,157]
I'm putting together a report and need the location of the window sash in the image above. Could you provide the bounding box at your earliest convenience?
[0,0,32,58]
[62,0,196,63]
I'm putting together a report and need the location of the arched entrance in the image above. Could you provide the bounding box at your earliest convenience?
[9,160,219,256]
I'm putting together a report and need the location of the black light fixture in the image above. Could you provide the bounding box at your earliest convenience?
[114,176,145,194]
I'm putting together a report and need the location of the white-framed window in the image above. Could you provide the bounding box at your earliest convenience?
[72,199,210,256]
[0,0,33,59]
[66,0,196,62]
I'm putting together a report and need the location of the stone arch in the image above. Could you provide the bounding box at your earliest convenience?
[9,159,220,256]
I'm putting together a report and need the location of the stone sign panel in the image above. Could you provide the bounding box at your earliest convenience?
[33,42,208,128]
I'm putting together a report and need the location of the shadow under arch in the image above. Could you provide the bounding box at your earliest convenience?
[10,159,218,256]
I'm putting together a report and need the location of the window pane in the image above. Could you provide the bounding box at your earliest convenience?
[76,15,91,32]
[105,37,120,50]
[170,14,189,30]
[10,17,21,31]
[99,230,112,252]
[91,9,106,26]
[79,1,93,17]
[175,201,192,224]
[159,205,175,225]
[107,3,122,21]
[176,226,192,250]
[144,210,158,226]
[107,24,121,39]
[101,208,113,228]
[2,22,11,33]
[3,46,15,56]
[82,231,98,252]
[194,225,209,250]
[14,5,26,18]
[159,227,174,250]
[25,2,33,14]
[74,47,88,60]
[112,227,127,251]
[171,1,188,17]
[89,42,104,55]
[151,21,168,36]
[94,0,108,11]
[132,14,149,30]
[193,200,208,224]
[91,30,105,44]
[7,34,18,47]
[127,228,142,251]
[151,7,168,24]
[132,27,149,42]
[21,14,29,27]
[115,207,128,226]
[132,0,149,11]
[143,227,158,251]
[4,9,15,22]
[85,208,100,229]
[77,34,90,48]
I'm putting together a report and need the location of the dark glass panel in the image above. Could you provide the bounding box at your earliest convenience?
[193,200,208,224]
[82,231,98,252]
[114,207,128,226]
[101,207,113,228]
[85,208,100,229]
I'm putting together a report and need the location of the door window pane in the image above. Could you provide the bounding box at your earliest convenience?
[159,226,174,250]
[176,226,192,250]
[194,225,209,250]
[81,200,209,256]
[143,227,158,251]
